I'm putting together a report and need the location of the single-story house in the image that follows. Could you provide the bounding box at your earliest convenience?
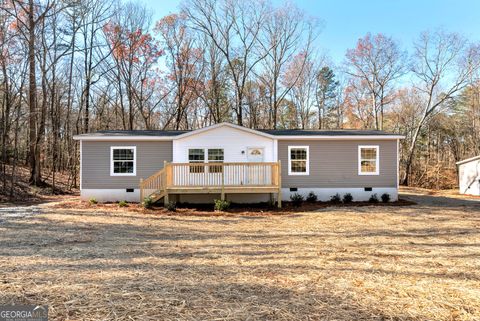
[457,156,480,196]
[73,122,403,206]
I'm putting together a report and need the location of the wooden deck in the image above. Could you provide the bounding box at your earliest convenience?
[140,161,282,207]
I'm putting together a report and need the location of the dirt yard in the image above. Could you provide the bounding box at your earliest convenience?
[0,189,479,320]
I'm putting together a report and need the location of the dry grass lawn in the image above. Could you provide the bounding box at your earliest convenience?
[0,190,479,320]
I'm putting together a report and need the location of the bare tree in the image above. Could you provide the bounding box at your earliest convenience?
[284,52,318,129]
[257,2,317,129]
[345,33,406,130]
[402,30,480,185]
[183,0,268,126]
[3,0,55,185]
[156,13,204,130]
[197,34,228,124]
[104,2,160,130]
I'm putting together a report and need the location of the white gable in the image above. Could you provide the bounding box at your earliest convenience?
[172,124,276,163]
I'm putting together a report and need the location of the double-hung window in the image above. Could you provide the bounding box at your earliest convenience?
[188,149,205,173]
[188,148,224,173]
[288,146,309,175]
[111,146,136,176]
[358,145,379,175]
[208,149,224,173]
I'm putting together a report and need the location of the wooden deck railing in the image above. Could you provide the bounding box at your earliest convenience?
[169,162,279,187]
[140,161,282,206]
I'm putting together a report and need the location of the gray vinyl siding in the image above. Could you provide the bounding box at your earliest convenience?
[82,141,172,189]
[278,140,397,188]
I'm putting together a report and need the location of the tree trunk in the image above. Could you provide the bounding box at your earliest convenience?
[28,0,41,185]
[402,117,425,186]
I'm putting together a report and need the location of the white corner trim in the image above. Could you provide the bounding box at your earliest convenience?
[288,145,310,176]
[273,139,278,161]
[79,140,82,190]
[358,145,380,176]
[396,139,399,189]
[110,146,137,176]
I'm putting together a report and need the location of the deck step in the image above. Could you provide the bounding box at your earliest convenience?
[149,191,165,203]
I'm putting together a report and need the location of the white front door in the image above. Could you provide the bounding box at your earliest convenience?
[247,148,264,162]
[246,148,266,185]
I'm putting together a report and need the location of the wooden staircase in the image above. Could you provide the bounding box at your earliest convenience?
[147,190,166,203]
[139,162,168,204]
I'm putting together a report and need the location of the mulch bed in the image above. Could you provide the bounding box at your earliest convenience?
[51,198,416,217]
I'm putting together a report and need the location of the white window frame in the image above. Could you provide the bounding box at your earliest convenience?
[187,148,224,173]
[288,146,309,176]
[207,148,224,162]
[188,148,206,162]
[207,148,224,173]
[188,148,206,173]
[110,146,137,176]
[358,145,379,175]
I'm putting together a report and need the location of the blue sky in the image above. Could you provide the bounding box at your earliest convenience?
[144,0,480,64]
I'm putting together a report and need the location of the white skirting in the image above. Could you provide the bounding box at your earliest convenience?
[281,187,398,202]
[81,187,398,203]
[81,189,140,203]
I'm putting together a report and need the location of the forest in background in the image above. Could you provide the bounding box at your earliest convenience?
[0,0,479,198]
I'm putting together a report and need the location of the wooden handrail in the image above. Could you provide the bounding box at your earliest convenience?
[139,166,167,202]
[166,161,280,166]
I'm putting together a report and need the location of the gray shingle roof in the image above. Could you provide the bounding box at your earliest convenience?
[76,127,400,137]
[259,129,400,136]
[76,130,190,137]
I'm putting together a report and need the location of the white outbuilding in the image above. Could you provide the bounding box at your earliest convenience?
[457,156,480,196]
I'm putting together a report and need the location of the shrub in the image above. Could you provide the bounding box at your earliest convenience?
[166,201,177,212]
[89,197,98,205]
[118,200,128,207]
[306,191,318,202]
[342,193,353,203]
[290,193,304,207]
[381,193,391,203]
[368,194,379,203]
[214,199,231,211]
[330,193,341,204]
[142,196,154,209]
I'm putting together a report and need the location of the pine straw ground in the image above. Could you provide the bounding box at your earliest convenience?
[0,190,479,320]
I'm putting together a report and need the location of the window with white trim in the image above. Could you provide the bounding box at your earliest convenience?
[288,146,309,175]
[111,146,136,176]
[358,145,379,175]
[188,148,205,173]
[188,148,224,173]
[208,148,224,173]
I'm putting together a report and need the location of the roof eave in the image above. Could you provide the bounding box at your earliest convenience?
[73,134,405,141]
[73,135,176,141]
[273,135,405,140]
[174,122,275,139]
[456,155,480,165]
